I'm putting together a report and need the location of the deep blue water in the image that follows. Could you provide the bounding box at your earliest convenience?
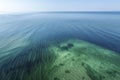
[0,12,120,53]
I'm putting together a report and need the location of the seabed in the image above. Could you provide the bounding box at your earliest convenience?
[0,39,120,80]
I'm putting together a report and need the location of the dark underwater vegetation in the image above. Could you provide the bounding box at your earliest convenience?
[0,12,120,80]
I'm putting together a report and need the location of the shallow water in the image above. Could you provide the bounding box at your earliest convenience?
[0,12,120,80]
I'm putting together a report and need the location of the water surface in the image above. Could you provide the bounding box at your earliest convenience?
[0,12,120,80]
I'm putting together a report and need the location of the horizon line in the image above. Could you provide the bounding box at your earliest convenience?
[0,11,120,14]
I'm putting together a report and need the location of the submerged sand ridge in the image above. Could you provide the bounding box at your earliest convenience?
[0,39,120,80]
[48,39,120,80]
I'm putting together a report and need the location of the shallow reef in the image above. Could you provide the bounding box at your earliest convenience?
[0,39,120,80]
[48,39,120,80]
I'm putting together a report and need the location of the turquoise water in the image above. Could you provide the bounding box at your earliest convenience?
[0,12,120,80]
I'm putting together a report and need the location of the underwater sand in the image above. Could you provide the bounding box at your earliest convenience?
[0,39,120,80]
[49,39,120,80]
